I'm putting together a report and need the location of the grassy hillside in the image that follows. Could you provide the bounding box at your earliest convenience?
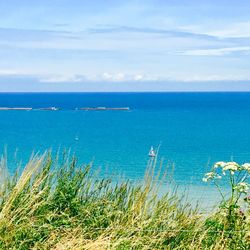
[0,152,249,249]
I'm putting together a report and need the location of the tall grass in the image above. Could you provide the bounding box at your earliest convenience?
[0,152,249,249]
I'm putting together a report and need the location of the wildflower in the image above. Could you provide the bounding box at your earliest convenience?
[233,182,249,194]
[214,161,226,168]
[202,172,221,182]
[202,177,208,182]
[221,162,239,175]
[242,163,250,172]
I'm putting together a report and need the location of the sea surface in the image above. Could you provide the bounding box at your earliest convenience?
[1,92,250,208]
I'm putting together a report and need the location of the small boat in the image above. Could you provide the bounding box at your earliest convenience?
[148,146,156,157]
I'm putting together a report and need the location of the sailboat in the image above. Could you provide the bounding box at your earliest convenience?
[148,146,156,157]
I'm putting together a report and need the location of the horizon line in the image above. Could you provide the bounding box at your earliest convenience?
[1,91,250,94]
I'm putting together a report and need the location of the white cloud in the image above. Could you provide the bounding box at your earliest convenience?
[2,69,250,84]
[40,72,146,83]
[0,69,24,75]
[0,69,38,79]
[102,72,125,81]
[134,74,143,81]
[39,74,85,83]
[39,72,250,83]
[207,22,250,38]
[37,72,163,83]
[179,46,250,56]
[101,72,152,82]
[181,21,250,39]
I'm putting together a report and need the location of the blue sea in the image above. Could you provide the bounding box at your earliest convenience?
[1,92,250,208]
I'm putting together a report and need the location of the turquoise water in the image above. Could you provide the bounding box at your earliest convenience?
[1,92,250,207]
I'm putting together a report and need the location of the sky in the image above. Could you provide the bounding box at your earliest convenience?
[0,0,250,92]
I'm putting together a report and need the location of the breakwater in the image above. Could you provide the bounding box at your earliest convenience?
[0,107,130,111]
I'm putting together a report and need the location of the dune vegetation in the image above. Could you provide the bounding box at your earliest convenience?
[0,152,249,249]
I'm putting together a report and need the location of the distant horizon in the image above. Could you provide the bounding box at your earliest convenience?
[1,90,250,94]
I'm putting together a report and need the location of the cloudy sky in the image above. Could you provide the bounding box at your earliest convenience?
[1,0,250,91]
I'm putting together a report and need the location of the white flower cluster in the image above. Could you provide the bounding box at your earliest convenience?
[233,182,249,194]
[214,161,227,168]
[203,161,250,183]
[242,163,250,172]
[202,172,221,182]
[213,161,250,175]
[216,161,238,173]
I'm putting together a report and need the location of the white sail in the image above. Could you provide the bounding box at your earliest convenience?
[148,146,156,157]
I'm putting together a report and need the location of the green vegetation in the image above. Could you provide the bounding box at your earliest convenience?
[0,152,249,249]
